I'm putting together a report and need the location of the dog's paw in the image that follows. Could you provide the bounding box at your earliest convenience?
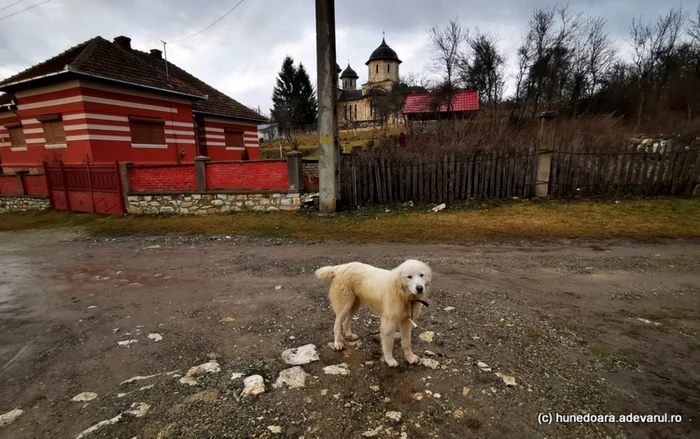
[332,341,345,351]
[406,354,420,365]
[385,358,399,368]
[345,333,359,341]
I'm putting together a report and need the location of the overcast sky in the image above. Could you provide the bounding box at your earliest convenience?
[0,0,689,115]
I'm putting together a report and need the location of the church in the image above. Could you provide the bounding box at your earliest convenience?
[336,37,405,128]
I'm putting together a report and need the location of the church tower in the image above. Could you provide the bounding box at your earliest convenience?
[341,63,359,90]
[365,37,401,91]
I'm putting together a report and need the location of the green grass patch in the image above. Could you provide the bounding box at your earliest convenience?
[2,198,699,243]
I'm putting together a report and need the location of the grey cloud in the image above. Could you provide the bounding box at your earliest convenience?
[0,0,689,114]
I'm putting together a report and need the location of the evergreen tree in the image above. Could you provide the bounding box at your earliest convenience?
[271,56,298,144]
[294,62,318,128]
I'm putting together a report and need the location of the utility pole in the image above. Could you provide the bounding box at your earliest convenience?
[315,0,338,213]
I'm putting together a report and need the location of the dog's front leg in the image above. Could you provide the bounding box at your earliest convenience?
[380,319,399,367]
[400,319,420,364]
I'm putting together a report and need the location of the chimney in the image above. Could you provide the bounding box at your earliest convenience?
[113,36,131,50]
[150,49,162,59]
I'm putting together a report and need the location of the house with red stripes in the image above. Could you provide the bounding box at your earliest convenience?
[0,35,267,174]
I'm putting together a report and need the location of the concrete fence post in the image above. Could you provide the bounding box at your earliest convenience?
[534,111,557,197]
[194,156,210,192]
[118,162,133,210]
[286,151,304,191]
[15,170,28,195]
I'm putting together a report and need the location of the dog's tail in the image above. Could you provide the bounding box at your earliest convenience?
[314,265,336,281]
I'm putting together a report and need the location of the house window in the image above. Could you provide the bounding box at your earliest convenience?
[376,65,379,74]
[387,64,390,73]
[129,116,165,145]
[38,114,66,145]
[3,122,26,148]
[224,129,245,148]
[354,104,357,119]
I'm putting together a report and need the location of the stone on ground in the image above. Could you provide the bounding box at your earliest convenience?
[323,363,350,375]
[242,375,265,396]
[273,366,308,389]
[281,344,319,365]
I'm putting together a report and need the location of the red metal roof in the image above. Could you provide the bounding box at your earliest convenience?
[403,90,479,114]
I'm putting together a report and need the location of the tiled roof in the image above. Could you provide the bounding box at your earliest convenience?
[403,90,479,114]
[0,36,267,123]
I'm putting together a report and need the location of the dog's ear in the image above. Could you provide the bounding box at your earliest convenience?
[394,268,407,293]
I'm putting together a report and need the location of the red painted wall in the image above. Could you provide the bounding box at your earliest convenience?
[199,118,260,161]
[1,80,263,171]
[0,176,20,194]
[206,161,287,190]
[22,174,49,195]
[128,164,197,192]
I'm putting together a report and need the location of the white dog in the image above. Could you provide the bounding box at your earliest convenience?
[315,259,432,367]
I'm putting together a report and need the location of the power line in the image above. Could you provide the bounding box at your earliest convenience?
[0,0,50,21]
[0,0,24,13]
[166,0,246,44]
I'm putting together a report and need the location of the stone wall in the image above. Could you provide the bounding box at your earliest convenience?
[126,192,301,215]
[0,195,50,213]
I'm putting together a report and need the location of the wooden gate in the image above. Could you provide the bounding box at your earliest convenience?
[43,161,125,215]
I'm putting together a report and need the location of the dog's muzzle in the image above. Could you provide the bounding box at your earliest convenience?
[416,285,424,294]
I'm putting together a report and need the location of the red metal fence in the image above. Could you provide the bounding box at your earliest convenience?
[43,161,125,215]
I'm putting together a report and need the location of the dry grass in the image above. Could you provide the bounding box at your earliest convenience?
[260,126,406,159]
[2,199,699,244]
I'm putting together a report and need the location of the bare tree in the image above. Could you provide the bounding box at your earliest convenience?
[458,29,506,117]
[427,18,467,111]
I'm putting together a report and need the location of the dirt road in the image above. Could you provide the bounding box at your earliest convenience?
[0,230,698,438]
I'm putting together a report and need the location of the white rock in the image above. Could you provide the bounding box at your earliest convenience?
[147,333,163,342]
[281,344,319,365]
[362,425,384,437]
[143,245,161,250]
[231,372,244,380]
[179,360,221,386]
[431,203,446,212]
[242,375,265,396]
[424,350,437,357]
[275,285,282,290]
[71,392,98,402]
[0,408,23,427]
[323,363,350,375]
[637,317,661,326]
[419,331,434,342]
[267,425,282,434]
[495,372,517,386]
[119,370,178,385]
[117,384,154,398]
[273,366,308,389]
[75,402,150,439]
[178,376,198,386]
[443,306,455,312]
[420,358,440,370]
[385,411,402,422]
[370,385,380,392]
[434,393,442,399]
[117,339,138,347]
[477,361,492,372]
[185,360,221,377]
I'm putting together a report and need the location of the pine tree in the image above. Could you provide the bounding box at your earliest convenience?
[271,56,299,145]
[294,62,318,129]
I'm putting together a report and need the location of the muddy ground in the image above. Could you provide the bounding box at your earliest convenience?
[0,229,698,439]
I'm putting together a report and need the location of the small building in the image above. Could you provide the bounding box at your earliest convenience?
[258,123,280,143]
[0,35,267,174]
[403,90,479,134]
[336,38,405,128]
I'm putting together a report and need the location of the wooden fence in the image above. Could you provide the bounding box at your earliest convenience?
[338,148,700,207]
[549,149,700,197]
